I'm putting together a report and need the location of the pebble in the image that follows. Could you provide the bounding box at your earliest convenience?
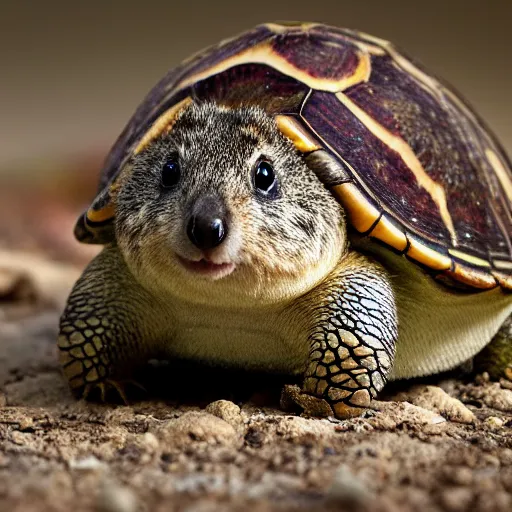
[481,384,512,412]
[325,464,371,506]
[390,385,475,424]
[205,400,244,432]
[499,448,512,466]
[98,478,138,512]
[484,416,504,429]
[69,455,106,471]
[151,411,238,448]
[370,400,446,428]
[499,378,512,390]
[440,487,473,512]
[17,416,34,431]
[10,431,27,445]
[445,467,473,486]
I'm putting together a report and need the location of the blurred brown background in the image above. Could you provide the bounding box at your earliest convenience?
[1,0,511,169]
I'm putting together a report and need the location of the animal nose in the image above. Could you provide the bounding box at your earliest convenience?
[187,215,226,250]
[186,195,228,250]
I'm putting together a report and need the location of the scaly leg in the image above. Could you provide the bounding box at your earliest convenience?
[58,247,163,401]
[286,252,398,418]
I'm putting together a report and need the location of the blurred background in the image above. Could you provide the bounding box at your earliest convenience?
[1,0,511,167]
[0,0,510,261]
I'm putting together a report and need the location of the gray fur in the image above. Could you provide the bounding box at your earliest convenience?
[114,102,345,289]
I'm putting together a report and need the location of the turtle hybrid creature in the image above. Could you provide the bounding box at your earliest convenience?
[58,22,512,418]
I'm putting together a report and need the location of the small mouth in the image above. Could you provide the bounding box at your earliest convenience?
[177,256,236,279]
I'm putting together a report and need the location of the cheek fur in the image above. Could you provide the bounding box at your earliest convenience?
[115,186,183,265]
[237,196,345,276]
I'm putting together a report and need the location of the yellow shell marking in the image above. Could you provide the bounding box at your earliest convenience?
[492,271,512,291]
[448,249,491,268]
[494,260,512,270]
[449,263,498,290]
[336,92,458,246]
[486,148,512,203]
[264,22,319,33]
[275,115,321,153]
[369,215,408,251]
[332,182,380,233]
[176,40,371,94]
[134,97,193,155]
[407,238,452,271]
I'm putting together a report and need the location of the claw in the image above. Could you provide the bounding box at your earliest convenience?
[80,378,146,404]
[281,384,334,418]
[281,384,367,419]
[108,380,129,405]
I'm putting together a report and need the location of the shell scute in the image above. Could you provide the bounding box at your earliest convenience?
[269,29,362,83]
[191,64,308,114]
[301,90,452,244]
[346,54,510,261]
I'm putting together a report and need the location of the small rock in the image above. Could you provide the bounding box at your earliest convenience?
[126,431,159,453]
[141,432,159,451]
[69,455,106,471]
[325,464,371,506]
[390,385,475,424]
[440,487,473,512]
[0,453,9,468]
[476,372,490,384]
[151,411,238,448]
[370,400,446,428]
[205,400,244,432]
[17,416,33,431]
[98,478,138,512]
[281,384,334,418]
[10,431,28,445]
[481,384,512,412]
[499,448,512,466]
[499,378,512,390]
[444,467,473,486]
[274,415,337,438]
[481,453,500,468]
[484,416,504,429]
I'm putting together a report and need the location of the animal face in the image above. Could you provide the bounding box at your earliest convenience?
[115,102,346,304]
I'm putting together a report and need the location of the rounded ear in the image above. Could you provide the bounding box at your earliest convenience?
[74,186,115,244]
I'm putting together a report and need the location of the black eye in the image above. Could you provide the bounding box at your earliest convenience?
[161,159,181,188]
[254,160,278,198]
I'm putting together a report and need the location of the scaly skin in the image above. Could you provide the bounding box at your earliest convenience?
[287,252,397,418]
[58,248,397,417]
[58,247,161,400]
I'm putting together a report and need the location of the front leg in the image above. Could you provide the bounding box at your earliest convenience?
[58,247,162,401]
[290,252,398,418]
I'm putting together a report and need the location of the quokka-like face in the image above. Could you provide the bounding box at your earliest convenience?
[115,102,346,299]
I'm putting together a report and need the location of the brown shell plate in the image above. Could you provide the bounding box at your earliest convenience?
[79,22,512,292]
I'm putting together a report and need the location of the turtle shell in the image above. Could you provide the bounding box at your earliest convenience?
[78,22,512,292]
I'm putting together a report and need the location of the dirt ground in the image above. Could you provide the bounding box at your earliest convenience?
[1,160,512,512]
